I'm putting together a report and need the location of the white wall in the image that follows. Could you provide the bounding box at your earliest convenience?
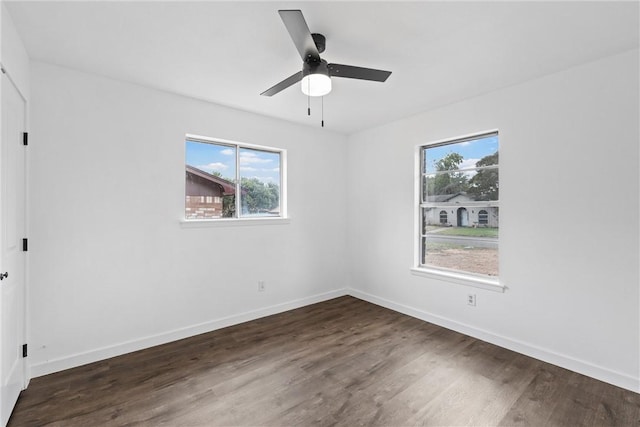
[28,62,349,376]
[24,44,640,393]
[1,2,29,100]
[346,49,640,392]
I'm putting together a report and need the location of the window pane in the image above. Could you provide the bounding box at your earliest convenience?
[424,172,470,200]
[422,207,499,276]
[239,148,281,217]
[423,206,454,229]
[423,134,498,174]
[424,169,499,202]
[185,140,237,219]
[467,167,499,201]
[423,236,499,277]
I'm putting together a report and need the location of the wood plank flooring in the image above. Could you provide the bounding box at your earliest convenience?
[8,296,640,426]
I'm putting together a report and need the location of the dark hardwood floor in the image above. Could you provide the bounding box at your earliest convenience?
[8,296,640,426]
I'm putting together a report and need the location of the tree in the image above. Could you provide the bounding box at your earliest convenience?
[432,152,468,195]
[204,171,237,217]
[218,177,279,217]
[222,195,235,217]
[435,152,464,171]
[240,178,279,213]
[468,152,499,201]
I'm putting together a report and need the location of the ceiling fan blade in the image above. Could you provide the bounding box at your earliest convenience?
[260,71,303,96]
[328,64,392,82]
[278,10,321,62]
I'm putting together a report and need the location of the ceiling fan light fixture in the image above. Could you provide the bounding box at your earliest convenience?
[301,73,331,96]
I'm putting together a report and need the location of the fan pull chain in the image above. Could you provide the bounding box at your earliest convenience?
[307,81,311,116]
[321,96,324,127]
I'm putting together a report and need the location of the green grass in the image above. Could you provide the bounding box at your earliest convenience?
[436,227,498,238]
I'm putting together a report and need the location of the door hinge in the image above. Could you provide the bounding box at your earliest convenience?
[22,344,27,358]
[22,238,28,252]
[23,132,28,146]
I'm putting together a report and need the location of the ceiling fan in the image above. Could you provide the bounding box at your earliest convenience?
[261,10,392,98]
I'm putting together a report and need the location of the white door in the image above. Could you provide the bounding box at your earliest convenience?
[0,72,27,427]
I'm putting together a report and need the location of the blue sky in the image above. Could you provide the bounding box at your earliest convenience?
[424,134,498,174]
[186,140,280,184]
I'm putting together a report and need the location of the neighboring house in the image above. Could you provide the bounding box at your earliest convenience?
[185,165,236,219]
[425,193,499,227]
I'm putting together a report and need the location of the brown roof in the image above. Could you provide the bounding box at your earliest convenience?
[186,165,236,195]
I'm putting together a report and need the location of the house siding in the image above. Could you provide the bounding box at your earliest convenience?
[185,172,224,219]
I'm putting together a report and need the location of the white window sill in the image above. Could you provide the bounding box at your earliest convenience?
[410,267,504,292]
[180,217,291,228]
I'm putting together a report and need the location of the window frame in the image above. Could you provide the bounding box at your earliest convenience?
[411,130,503,292]
[182,134,288,226]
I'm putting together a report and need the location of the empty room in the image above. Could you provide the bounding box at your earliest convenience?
[0,1,638,426]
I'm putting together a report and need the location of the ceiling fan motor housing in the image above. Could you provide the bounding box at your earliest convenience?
[303,59,329,78]
[311,33,326,54]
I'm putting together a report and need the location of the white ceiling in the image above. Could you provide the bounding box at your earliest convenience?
[5,1,639,134]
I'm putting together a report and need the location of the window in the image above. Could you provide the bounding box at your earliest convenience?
[478,210,488,225]
[185,135,285,220]
[439,210,448,224]
[418,132,499,279]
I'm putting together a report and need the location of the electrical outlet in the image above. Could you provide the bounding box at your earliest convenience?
[467,294,476,306]
[258,281,266,292]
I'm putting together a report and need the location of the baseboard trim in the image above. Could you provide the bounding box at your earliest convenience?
[30,288,348,378]
[347,288,640,393]
[30,287,639,394]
